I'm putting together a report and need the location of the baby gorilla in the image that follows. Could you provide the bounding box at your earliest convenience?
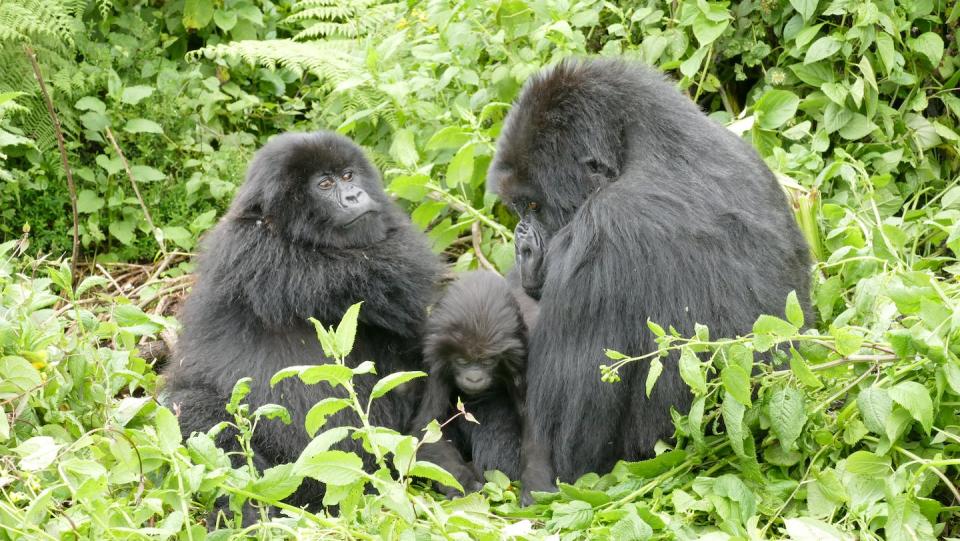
[410,271,537,495]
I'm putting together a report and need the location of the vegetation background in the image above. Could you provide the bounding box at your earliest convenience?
[1,0,958,538]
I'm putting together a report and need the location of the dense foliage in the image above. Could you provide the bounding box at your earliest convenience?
[1,0,959,539]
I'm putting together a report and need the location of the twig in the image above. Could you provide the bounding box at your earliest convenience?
[25,45,79,281]
[95,263,125,295]
[471,221,500,274]
[104,127,167,257]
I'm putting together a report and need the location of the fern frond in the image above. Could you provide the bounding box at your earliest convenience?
[194,39,364,84]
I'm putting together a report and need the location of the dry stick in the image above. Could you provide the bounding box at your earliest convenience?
[470,221,500,274]
[25,45,80,280]
[104,127,168,257]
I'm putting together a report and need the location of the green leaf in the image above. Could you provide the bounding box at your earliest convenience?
[647,320,666,337]
[804,36,842,64]
[789,348,822,389]
[335,302,362,358]
[425,126,470,151]
[253,404,290,423]
[305,399,350,438]
[15,436,61,471]
[109,219,136,245]
[297,426,351,464]
[784,517,852,540]
[548,500,594,530]
[908,32,944,67]
[752,314,798,337]
[445,143,475,188]
[691,12,728,46]
[837,113,876,140]
[722,392,749,458]
[609,509,653,540]
[885,495,935,541]
[270,364,354,388]
[130,165,165,182]
[123,118,163,134]
[789,0,818,21]
[77,190,104,213]
[785,291,805,327]
[213,9,238,31]
[409,461,463,492]
[120,85,155,105]
[857,386,892,434]
[721,364,751,406]
[678,349,706,394]
[75,96,106,114]
[294,450,366,485]
[388,174,429,201]
[767,387,806,450]
[845,450,889,476]
[370,371,426,400]
[887,381,933,433]
[182,0,214,29]
[155,406,182,454]
[389,128,418,168]
[250,464,303,501]
[645,357,663,398]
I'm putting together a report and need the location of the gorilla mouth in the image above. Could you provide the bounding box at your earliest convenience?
[343,209,376,227]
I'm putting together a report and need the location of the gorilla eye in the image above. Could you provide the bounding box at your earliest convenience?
[318,177,335,190]
[342,170,353,181]
[526,201,540,212]
[481,357,498,367]
[453,357,469,367]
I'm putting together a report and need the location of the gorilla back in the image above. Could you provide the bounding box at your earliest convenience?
[489,59,811,486]
[164,131,441,516]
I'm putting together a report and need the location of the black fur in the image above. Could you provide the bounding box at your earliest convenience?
[164,131,441,523]
[488,59,812,496]
[411,271,534,494]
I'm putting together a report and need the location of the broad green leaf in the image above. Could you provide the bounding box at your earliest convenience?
[767,387,806,450]
[75,96,106,113]
[253,404,290,423]
[789,348,822,389]
[297,426,351,463]
[130,165,165,182]
[213,10,238,31]
[270,364,354,387]
[721,364,751,406]
[370,371,426,400]
[155,406,182,454]
[619,449,686,478]
[294,450,365,485]
[645,357,663,398]
[77,190,104,213]
[837,113,876,140]
[123,118,163,134]
[722,392,749,458]
[789,0,818,21]
[120,85,155,105]
[908,32,944,67]
[678,349,706,394]
[784,517,852,540]
[250,464,303,501]
[857,386,892,434]
[548,500,594,530]
[845,450,889,476]
[445,144,475,188]
[335,302,362,358]
[753,314,798,337]
[426,126,470,151]
[804,36,842,64]
[15,436,61,471]
[888,381,933,433]
[409,461,463,492]
[609,509,653,541]
[885,495,935,541]
[647,320,666,337]
[389,128,418,168]
[388,174,429,201]
[691,13,728,46]
[785,290,804,327]
[182,0,214,29]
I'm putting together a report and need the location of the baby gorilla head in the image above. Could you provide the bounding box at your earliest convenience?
[230,131,392,248]
[424,271,527,397]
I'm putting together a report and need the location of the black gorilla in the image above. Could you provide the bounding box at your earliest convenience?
[164,131,441,523]
[488,59,811,496]
[410,271,537,495]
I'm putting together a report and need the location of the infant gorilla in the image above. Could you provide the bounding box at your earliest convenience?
[410,270,537,495]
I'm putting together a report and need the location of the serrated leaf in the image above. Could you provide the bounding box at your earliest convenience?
[388,174,429,201]
[270,364,353,387]
[645,357,663,398]
[305,398,351,437]
[294,450,365,485]
[888,381,933,433]
[297,426,351,464]
[77,190,104,213]
[857,386,892,434]
[845,450,889,476]
[909,32,944,67]
[425,126,470,151]
[253,404,291,424]
[389,128,418,168]
[250,464,303,501]
[755,89,800,130]
[647,320,666,337]
[753,314,798,337]
[155,406,182,454]
[370,371,425,400]
[722,392,749,458]
[785,517,852,540]
[789,0,818,21]
[445,143,475,188]
[678,349,706,394]
[409,461,463,492]
[785,291,804,327]
[120,85,155,105]
[609,509,653,540]
[130,165,165,182]
[15,436,61,471]
[767,387,806,450]
[335,302,362,358]
[789,348,822,389]
[721,364,751,406]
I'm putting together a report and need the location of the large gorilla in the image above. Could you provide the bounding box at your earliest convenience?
[488,59,811,497]
[164,131,441,523]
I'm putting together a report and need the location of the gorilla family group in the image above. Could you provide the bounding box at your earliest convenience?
[164,58,812,523]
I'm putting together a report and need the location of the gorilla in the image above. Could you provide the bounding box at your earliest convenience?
[487,59,811,499]
[410,270,537,495]
[164,131,441,524]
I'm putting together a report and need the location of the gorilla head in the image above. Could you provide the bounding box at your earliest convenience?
[230,132,390,249]
[488,60,630,297]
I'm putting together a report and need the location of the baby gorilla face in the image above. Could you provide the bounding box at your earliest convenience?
[451,355,498,395]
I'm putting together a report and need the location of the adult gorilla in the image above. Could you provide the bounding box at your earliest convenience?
[488,59,811,497]
[165,132,441,523]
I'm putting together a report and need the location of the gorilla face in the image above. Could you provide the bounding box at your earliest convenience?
[235,132,392,249]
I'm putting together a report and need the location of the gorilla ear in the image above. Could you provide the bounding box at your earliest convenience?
[228,183,267,222]
[579,156,620,182]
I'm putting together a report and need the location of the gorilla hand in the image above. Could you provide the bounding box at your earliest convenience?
[514,218,545,300]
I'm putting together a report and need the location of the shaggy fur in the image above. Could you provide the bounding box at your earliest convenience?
[164,131,441,523]
[488,59,812,497]
[410,271,534,494]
